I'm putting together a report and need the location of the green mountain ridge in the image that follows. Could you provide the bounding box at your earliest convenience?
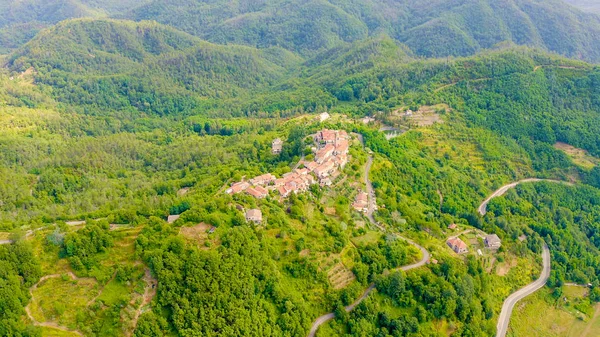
[7,19,302,116]
[2,0,600,64]
[123,0,600,62]
[2,7,600,337]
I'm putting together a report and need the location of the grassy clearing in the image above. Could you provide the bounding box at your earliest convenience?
[179,222,214,248]
[509,289,587,337]
[24,223,152,336]
[39,327,81,337]
[97,277,134,306]
[31,232,72,275]
[509,285,600,337]
[554,142,598,169]
[350,231,382,246]
[30,276,99,329]
[582,304,600,337]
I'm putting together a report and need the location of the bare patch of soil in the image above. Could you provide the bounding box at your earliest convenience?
[324,207,336,216]
[496,258,517,276]
[554,142,598,169]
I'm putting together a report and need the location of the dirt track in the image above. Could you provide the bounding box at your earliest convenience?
[25,273,85,336]
[307,148,430,337]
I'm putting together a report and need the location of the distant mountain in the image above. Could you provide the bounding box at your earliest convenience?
[123,0,600,62]
[8,19,301,115]
[0,0,146,53]
[2,0,600,63]
[0,0,98,53]
[564,0,600,13]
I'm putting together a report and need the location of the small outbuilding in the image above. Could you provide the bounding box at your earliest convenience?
[318,112,330,122]
[246,209,263,224]
[167,215,180,224]
[484,234,502,249]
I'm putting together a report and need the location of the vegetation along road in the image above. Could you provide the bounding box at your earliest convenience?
[308,152,431,337]
[478,179,572,215]
[496,244,551,337]
[478,179,557,336]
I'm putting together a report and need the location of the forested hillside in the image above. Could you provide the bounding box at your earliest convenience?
[7,19,302,116]
[2,3,600,337]
[2,0,600,63]
[0,0,104,54]
[125,0,600,61]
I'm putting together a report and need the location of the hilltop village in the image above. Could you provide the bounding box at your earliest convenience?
[226,129,350,199]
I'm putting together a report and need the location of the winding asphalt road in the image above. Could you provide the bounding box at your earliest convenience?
[478,179,571,215]
[307,151,430,337]
[478,179,557,336]
[496,244,551,337]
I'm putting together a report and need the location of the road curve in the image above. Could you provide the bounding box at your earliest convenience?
[307,151,430,337]
[478,179,571,216]
[496,244,551,337]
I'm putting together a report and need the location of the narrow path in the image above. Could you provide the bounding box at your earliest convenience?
[86,271,117,306]
[447,229,473,240]
[307,147,430,337]
[0,239,11,245]
[436,64,586,93]
[127,268,157,337]
[478,179,571,215]
[496,244,551,337]
[581,303,600,337]
[25,273,85,336]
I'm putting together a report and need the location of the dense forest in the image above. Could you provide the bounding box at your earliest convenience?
[486,183,600,287]
[0,242,42,337]
[1,2,600,337]
[3,0,600,62]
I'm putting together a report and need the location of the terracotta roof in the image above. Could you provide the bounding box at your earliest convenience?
[447,238,468,250]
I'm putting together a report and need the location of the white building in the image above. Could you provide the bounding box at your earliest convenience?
[319,112,330,122]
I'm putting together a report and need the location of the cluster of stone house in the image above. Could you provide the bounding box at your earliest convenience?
[309,129,350,186]
[226,173,275,199]
[226,129,351,199]
[352,192,369,213]
[274,169,316,197]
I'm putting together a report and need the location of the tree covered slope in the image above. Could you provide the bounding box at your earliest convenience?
[2,0,600,63]
[124,0,600,62]
[6,19,302,116]
[2,8,600,337]
[0,0,104,53]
